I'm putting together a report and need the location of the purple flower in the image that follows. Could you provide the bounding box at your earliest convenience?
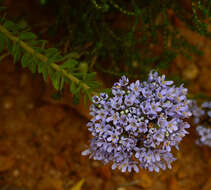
[83,71,191,173]
[153,129,165,143]
[92,95,101,104]
[158,74,173,86]
[119,75,129,86]
[106,111,120,125]
[112,159,139,173]
[124,94,136,106]
[100,93,108,100]
[95,110,107,121]
[126,117,138,132]
[119,114,128,125]
[107,132,119,143]
[141,87,152,98]
[156,88,167,100]
[129,80,141,95]
[148,70,158,82]
[150,102,162,114]
[162,141,171,152]
[166,119,178,133]
[113,82,121,89]
[110,97,123,110]
[112,88,125,98]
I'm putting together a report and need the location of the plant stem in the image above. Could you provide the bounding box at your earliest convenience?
[0,52,9,62]
[0,24,92,92]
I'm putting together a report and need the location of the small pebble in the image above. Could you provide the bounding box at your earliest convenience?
[3,99,13,109]
[182,63,198,80]
[26,103,34,109]
[13,169,20,177]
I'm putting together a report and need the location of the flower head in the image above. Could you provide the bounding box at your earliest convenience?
[83,71,191,172]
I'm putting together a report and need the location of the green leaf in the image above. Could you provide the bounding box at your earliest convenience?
[60,59,78,70]
[45,48,59,57]
[28,57,37,73]
[21,53,37,73]
[28,40,45,47]
[74,73,85,78]
[17,20,28,30]
[63,52,81,59]
[51,92,62,100]
[48,67,55,81]
[70,81,81,94]
[0,33,5,53]
[86,90,92,101]
[42,69,48,81]
[52,72,61,90]
[73,94,80,105]
[101,88,112,95]
[19,32,37,40]
[45,48,62,62]
[87,81,101,88]
[21,53,31,68]
[70,82,76,94]
[59,76,65,91]
[12,43,21,64]
[83,93,88,105]
[41,40,47,49]
[37,61,48,81]
[0,13,6,23]
[79,62,88,73]
[75,84,81,94]
[4,21,20,33]
[40,0,47,5]
[85,72,96,81]
[38,61,45,74]
[5,38,12,53]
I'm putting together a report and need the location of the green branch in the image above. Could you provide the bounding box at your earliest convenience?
[0,23,92,93]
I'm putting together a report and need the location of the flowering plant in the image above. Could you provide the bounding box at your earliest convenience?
[82,71,191,172]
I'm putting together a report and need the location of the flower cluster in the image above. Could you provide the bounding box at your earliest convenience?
[191,101,211,147]
[82,71,191,172]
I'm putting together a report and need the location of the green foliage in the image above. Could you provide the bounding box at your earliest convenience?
[40,0,47,5]
[0,33,4,53]
[188,92,211,101]
[0,7,101,103]
[0,0,210,104]
[40,0,210,79]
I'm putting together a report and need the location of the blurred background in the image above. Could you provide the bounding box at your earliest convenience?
[0,0,210,190]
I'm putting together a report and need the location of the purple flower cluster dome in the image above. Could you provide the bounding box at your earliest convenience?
[82,71,191,172]
[191,101,211,147]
